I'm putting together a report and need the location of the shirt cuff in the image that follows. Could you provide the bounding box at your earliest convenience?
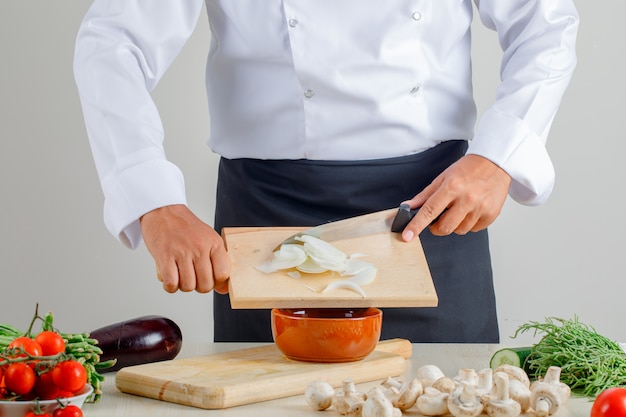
[101,159,187,249]
[467,108,555,206]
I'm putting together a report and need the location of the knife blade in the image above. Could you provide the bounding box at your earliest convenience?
[274,204,418,249]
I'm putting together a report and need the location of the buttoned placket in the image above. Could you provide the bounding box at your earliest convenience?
[284,14,316,96]
[409,4,426,98]
[281,1,432,159]
[282,3,317,157]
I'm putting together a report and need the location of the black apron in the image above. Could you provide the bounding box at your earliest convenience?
[213,140,499,343]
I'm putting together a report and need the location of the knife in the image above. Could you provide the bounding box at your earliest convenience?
[274,204,418,249]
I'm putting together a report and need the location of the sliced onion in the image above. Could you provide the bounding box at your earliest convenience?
[296,257,328,274]
[322,279,367,297]
[256,235,377,296]
[347,266,378,286]
[275,244,307,263]
[254,260,278,274]
[306,254,347,272]
[297,235,347,263]
[254,243,306,273]
[341,259,375,276]
[302,284,318,293]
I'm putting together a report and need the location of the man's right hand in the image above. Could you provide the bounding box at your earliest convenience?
[140,204,231,294]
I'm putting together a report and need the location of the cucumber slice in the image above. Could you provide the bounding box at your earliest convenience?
[489,347,532,370]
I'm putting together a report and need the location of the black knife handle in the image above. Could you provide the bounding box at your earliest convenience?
[391,203,447,232]
[391,204,418,232]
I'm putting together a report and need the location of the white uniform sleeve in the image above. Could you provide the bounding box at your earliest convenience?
[467,0,579,205]
[73,0,204,248]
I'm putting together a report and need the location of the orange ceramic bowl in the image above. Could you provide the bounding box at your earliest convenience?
[271,307,382,363]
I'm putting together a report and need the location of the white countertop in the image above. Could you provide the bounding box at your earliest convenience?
[82,342,594,417]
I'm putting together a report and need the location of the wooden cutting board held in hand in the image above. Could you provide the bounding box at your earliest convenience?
[223,227,438,309]
[115,339,412,410]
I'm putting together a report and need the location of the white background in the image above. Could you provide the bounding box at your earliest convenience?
[1,1,624,348]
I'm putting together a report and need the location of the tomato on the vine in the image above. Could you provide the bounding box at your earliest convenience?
[51,360,87,393]
[53,404,83,417]
[4,362,36,395]
[34,371,60,400]
[35,331,66,356]
[8,336,43,358]
[591,387,626,417]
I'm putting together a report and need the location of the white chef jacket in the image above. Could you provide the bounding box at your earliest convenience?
[73,0,579,249]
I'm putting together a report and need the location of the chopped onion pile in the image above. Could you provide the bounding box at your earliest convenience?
[255,235,377,297]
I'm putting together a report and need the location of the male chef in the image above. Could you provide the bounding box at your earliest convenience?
[74,1,579,342]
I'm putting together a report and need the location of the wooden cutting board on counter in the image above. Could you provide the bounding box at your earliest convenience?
[116,339,412,410]
[223,227,438,309]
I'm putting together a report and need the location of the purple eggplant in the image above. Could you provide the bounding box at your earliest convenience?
[90,315,183,372]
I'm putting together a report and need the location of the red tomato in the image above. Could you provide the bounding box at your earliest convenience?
[35,331,66,356]
[8,336,43,357]
[591,387,626,417]
[34,371,60,400]
[51,361,87,393]
[4,362,36,395]
[53,405,83,417]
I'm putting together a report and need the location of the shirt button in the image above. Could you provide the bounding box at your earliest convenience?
[410,86,421,95]
[304,89,315,98]
[412,11,422,21]
[288,18,298,28]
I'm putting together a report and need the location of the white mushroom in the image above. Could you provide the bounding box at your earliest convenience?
[507,378,531,413]
[493,364,530,388]
[489,365,531,411]
[432,376,456,394]
[416,387,450,416]
[380,376,422,410]
[484,372,522,417]
[447,381,484,417]
[417,364,446,387]
[304,380,335,410]
[476,368,495,398]
[416,364,455,393]
[333,379,367,416]
[454,368,478,387]
[362,387,401,417]
[530,366,571,403]
[529,371,564,417]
